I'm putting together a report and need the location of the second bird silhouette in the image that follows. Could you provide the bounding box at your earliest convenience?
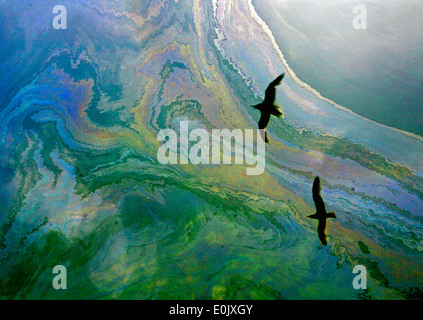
[252,73,285,143]
[307,176,336,246]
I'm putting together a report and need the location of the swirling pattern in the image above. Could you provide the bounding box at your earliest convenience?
[0,0,422,299]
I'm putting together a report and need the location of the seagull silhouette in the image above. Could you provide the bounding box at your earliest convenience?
[307,176,336,245]
[252,73,285,143]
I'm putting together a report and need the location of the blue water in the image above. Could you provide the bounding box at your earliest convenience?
[252,0,423,136]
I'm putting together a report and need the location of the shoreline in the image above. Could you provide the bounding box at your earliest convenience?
[248,0,423,143]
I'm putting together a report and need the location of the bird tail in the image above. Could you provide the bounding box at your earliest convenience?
[259,129,269,143]
[327,212,336,219]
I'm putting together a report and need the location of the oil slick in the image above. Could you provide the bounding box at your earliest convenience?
[157,121,266,175]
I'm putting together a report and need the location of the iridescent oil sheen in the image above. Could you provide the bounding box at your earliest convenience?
[0,0,422,299]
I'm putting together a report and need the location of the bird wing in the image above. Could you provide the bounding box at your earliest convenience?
[258,112,271,129]
[317,218,328,245]
[264,74,284,105]
[270,105,283,117]
[312,176,327,212]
